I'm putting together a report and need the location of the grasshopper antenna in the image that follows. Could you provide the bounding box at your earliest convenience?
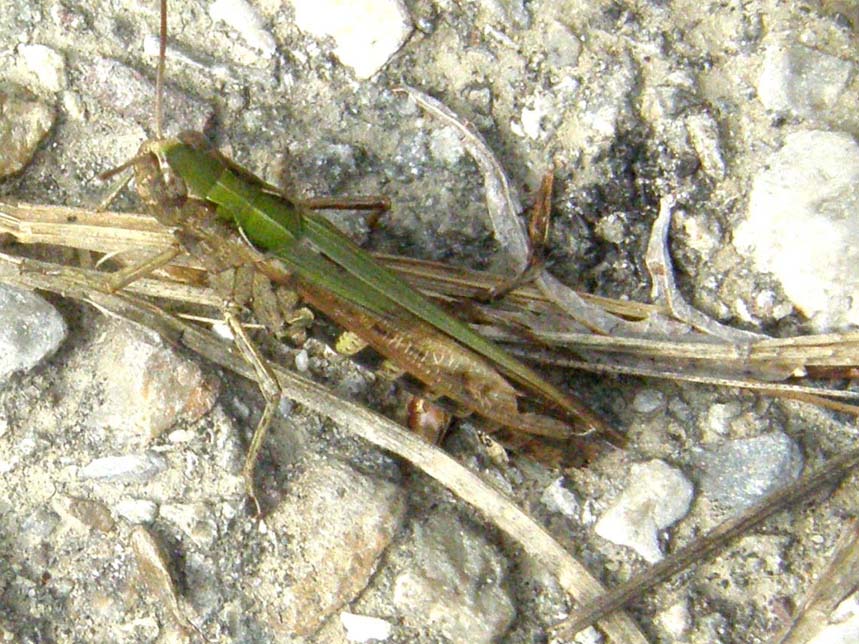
[154,0,167,139]
[95,0,167,196]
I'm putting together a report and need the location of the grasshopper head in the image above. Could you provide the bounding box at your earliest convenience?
[132,138,190,227]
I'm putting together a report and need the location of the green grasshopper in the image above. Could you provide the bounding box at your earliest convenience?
[117,0,625,506]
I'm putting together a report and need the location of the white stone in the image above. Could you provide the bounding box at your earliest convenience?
[294,349,309,372]
[517,91,555,140]
[541,477,580,518]
[656,599,692,639]
[595,460,694,563]
[290,0,413,79]
[340,612,392,642]
[79,453,167,482]
[733,130,859,331]
[18,44,66,92]
[114,498,158,523]
[757,41,852,117]
[573,625,604,644]
[209,0,277,57]
[808,612,859,644]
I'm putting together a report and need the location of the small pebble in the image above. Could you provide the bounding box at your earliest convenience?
[540,477,580,518]
[0,285,66,382]
[685,112,726,179]
[64,497,115,533]
[704,402,741,437]
[290,0,413,79]
[757,40,852,117]
[428,126,465,166]
[595,460,694,563]
[114,498,158,523]
[632,388,666,414]
[209,0,276,57]
[21,508,60,546]
[79,453,168,482]
[544,21,581,69]
[294,349,309,372]
[159,502,218,549]
[690,432,803,512]
[573,626,603,644]
[340,612,393,642]
[656,599,692,640]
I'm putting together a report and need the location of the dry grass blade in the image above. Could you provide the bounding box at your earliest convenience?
[0,250,648,644]
[4,198,858,412]
[772,518,859,643]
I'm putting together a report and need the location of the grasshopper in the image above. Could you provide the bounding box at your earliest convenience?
[110,0,625,507]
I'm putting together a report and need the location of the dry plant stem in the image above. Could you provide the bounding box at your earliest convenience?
[0,251,648,644]
[4,200,859,405]
[514,351,859,419]
[399,86,633,336]
[551,447,859,640]
[772,519,859,644]
[646,196,767,343]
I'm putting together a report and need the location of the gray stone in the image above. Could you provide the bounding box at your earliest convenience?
[690,432,803,512]
[77,58,212,135]
[392,510,515,643]
[257,459,406,637]
[0,285,65,382]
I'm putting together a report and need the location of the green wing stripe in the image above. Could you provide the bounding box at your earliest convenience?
[182,144,589,423]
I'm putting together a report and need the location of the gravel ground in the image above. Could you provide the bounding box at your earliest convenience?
[2,1,859,642]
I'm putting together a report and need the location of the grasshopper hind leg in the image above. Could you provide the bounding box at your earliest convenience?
[222,307,284,516]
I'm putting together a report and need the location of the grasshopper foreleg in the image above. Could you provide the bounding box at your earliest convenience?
[101,244,183,292]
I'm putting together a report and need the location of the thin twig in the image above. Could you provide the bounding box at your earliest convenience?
[772,518,859,644]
